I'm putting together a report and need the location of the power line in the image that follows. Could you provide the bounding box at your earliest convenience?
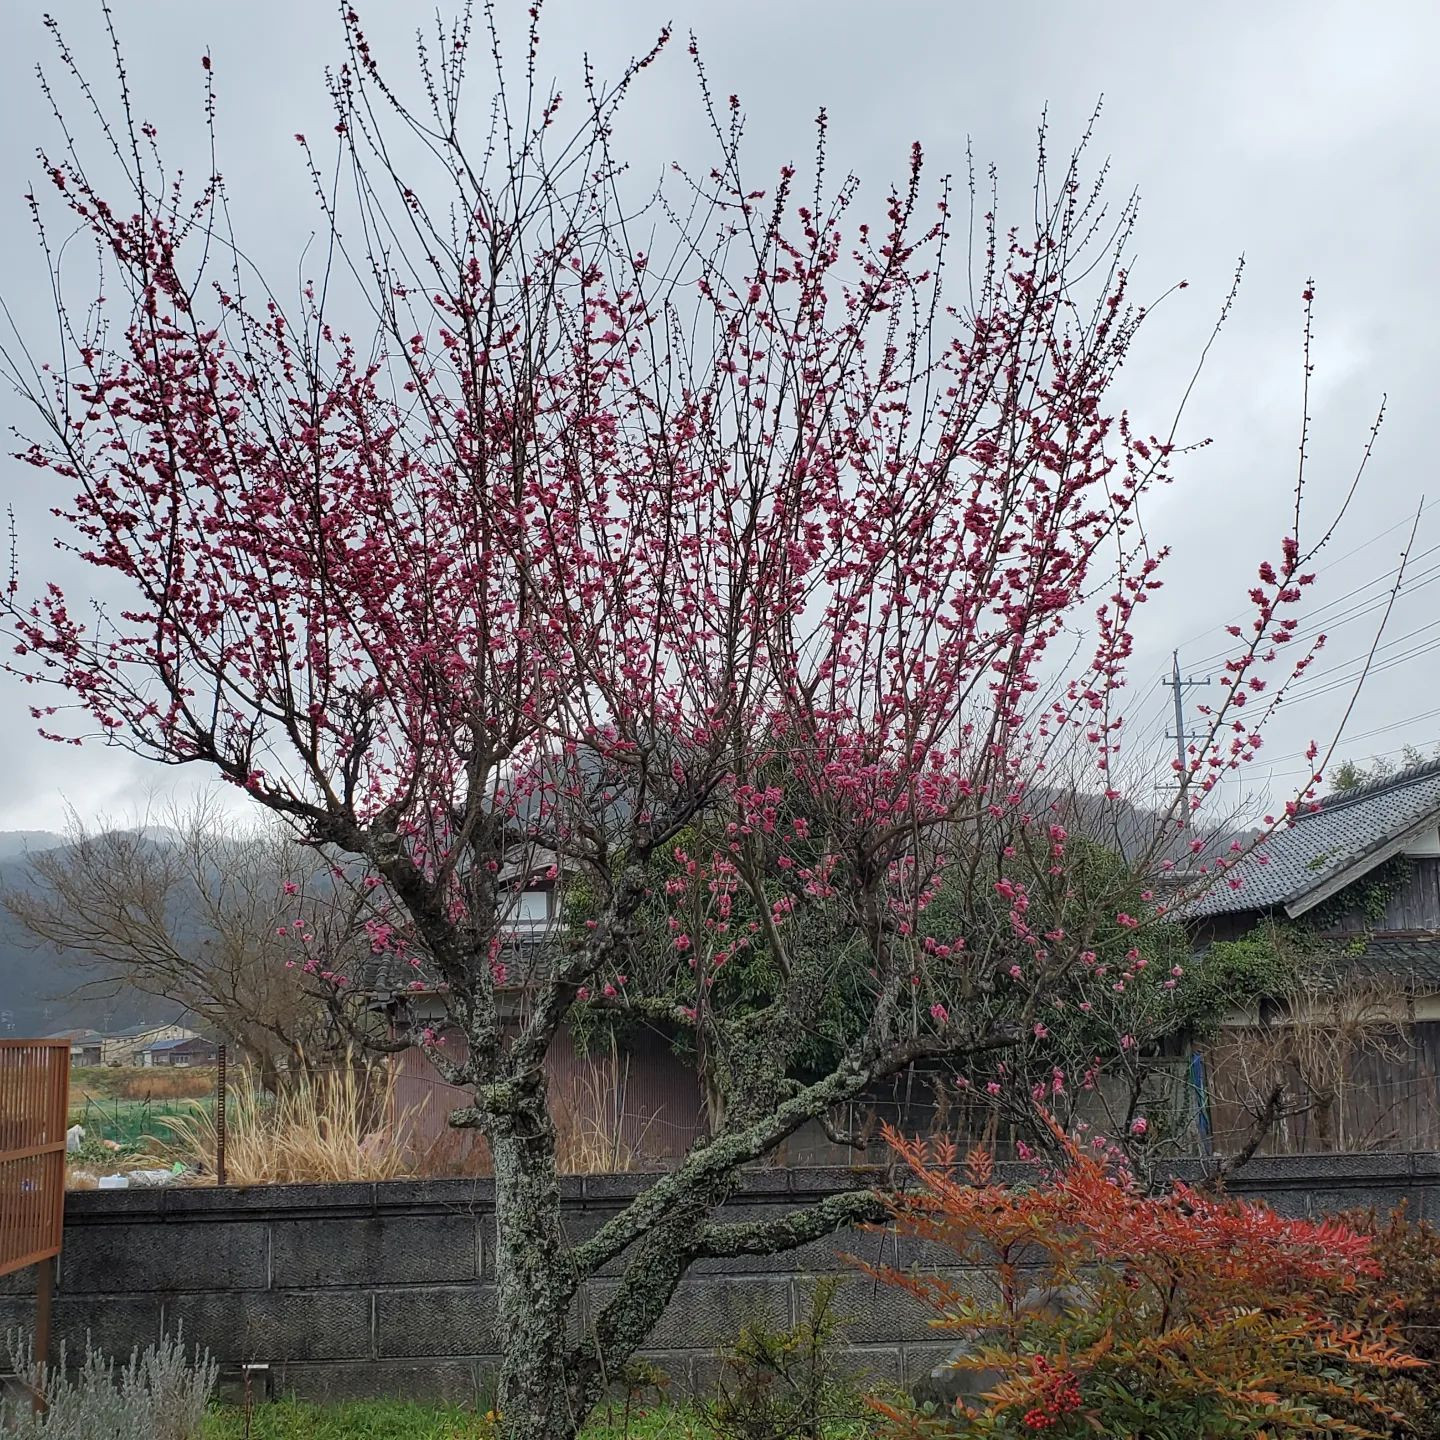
[1236,737,1440,785]
[1177,553,1440,717]
[1188,547,1440,671]
[1281,629,1440,707]
[1174,497,1440,654]
[1043,507,1438,775]
[1173,509,1429,800]
[1127,530,1440,750]
[1233,705,1440,772]
[1278,613,1440,693]
[1309,495,1440,575]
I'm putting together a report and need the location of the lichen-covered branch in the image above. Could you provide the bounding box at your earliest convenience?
[567,1208,707,1414]
[695,1188,890,1258]
[567,1186,890,1411]
[567,1029,1013,1280]
[817,1107,869,1150]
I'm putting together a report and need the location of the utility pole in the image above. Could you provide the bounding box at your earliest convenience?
[1162,649,1211,830]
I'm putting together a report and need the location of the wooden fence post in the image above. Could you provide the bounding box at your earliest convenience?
[215,1045,227,1187]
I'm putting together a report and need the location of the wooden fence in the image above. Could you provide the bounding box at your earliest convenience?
[1203,1020,1440,1156]
[0,1040,70,1279]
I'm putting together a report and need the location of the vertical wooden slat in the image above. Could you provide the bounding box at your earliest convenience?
[0,1039,70,1279]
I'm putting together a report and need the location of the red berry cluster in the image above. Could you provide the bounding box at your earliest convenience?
[1020,1356,1083,1431]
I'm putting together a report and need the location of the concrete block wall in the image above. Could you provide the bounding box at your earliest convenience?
[1,1154,1437,1406]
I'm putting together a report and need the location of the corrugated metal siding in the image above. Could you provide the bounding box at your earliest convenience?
[392,1028,706,1174]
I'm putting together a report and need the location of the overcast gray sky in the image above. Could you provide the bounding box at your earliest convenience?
[0,1,1436,831]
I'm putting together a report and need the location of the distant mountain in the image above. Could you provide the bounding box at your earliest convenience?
[0,831,66,862]
[0,793,1254,1040]
[0,844,169,1038]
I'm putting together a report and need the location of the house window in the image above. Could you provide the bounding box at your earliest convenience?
[514,889,551,924]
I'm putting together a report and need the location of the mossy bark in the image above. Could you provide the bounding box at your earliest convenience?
[488,1097,578,1440]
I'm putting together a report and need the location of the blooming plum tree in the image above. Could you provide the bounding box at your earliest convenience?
[0,6,1369,1436]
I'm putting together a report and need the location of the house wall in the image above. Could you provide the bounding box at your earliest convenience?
[1192,859,1440,1156]
[1191,857,1440,943]
[1204,1019,1440,1155]
[1322,855,1440,933]
[3,1155,1437,1405]
[396,1048,1198,1171]
[170,1044,218,1067]
[100,1025,193,1066]
[1189,910,1265,948]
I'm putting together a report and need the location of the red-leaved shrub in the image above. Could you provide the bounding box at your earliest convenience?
[867,1121,1421,1438]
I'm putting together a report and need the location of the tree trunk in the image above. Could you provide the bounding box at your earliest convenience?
[488,1098,581,1440]
[253,1046,282,1097]
[700,1069,727,1137]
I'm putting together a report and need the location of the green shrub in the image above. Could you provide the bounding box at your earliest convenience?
[702,1276,881,1440]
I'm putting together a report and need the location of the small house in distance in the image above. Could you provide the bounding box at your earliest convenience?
[42,1028,103,1067]
[1187,757,1440,1154]
[98,1023,198,1067]
[140,1034,219,1067]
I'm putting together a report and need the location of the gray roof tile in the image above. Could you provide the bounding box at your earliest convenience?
[1188,756,1440,918]
[1333,935,1440,989]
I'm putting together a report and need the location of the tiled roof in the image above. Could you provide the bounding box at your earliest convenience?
[1186,756,1440,919]
[1335,935,1440,989]
[356,926,559,997]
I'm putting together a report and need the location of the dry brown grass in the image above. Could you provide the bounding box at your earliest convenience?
[71,1065,216,1102]
[406,1125,493,1178]
[132,1043,668,1184]
[399,1039,661,1178]
[553,1037,660,1174]
[1207,972,1415,1154]
[157,1059,420,1184]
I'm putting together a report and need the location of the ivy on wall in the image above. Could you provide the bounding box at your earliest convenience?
[1305,854,1413,934]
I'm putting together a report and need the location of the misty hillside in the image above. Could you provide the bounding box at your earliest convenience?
[0,834,173,1037]
[0,831,65,862]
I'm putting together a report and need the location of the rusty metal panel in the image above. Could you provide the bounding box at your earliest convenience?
[391,1027,707,1171]
[0,1040,70,1278]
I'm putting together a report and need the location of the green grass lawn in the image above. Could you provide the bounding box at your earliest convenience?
[202,1399,709,1439]
[203,1400,479,1439]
